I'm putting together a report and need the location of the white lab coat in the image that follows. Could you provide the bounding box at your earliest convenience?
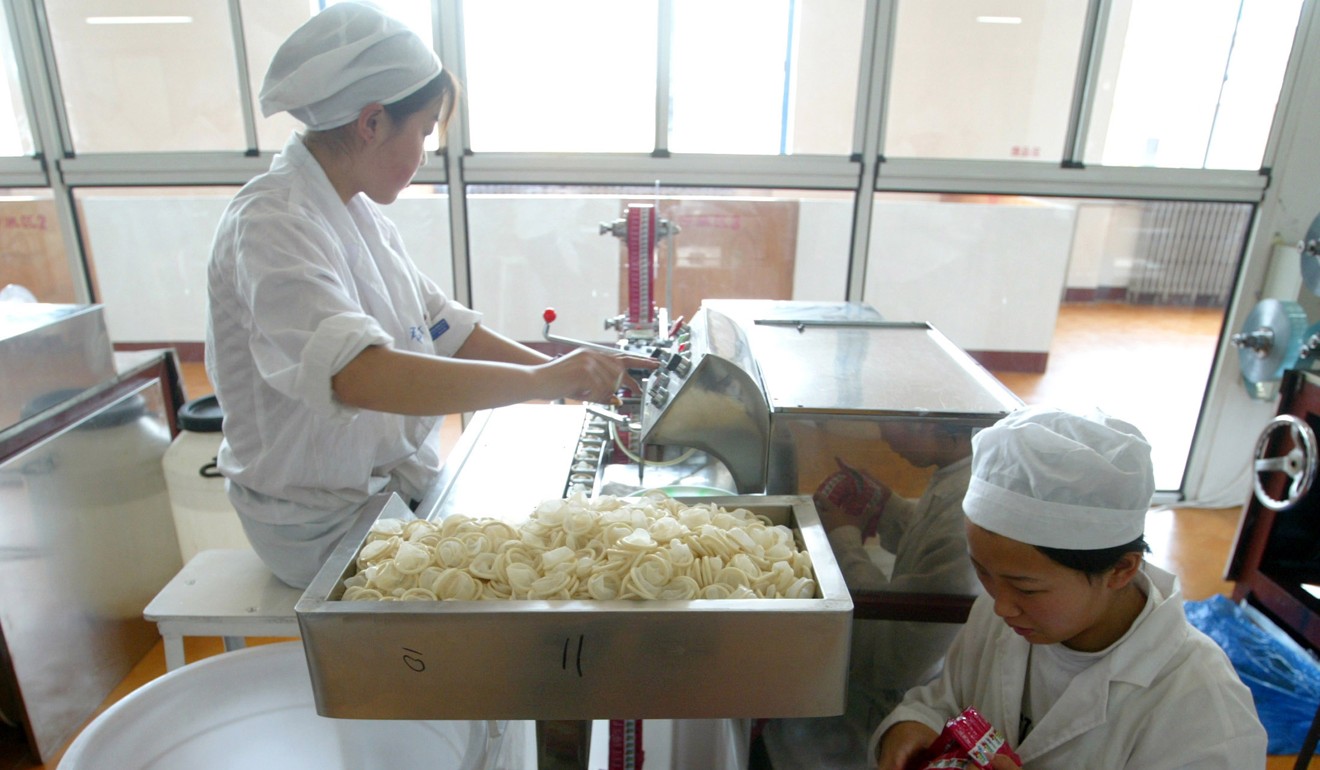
[764,459,978,769]
[206,132,481,585]
[871,564,1267,769]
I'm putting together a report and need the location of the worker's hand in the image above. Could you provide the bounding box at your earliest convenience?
[874,721,938,770]
[814,456,891,535]
[989,753,1022,769]
[538,349,658,404]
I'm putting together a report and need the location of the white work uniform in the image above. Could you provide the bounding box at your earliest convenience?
[871,564,1267,769]
[206,132,481,587]
[765,459,978,769]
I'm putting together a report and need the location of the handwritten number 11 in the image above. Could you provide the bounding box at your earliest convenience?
[562,636,583,676]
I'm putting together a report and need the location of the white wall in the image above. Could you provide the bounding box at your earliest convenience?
[1066,202,1142,291]
[863,199,1077,353]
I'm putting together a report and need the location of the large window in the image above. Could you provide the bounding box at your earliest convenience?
[462,1,658,153]
[462,0,865,155]
[669,0,865,155]
[885,1,1090,161]
[885,0,1302,168]
[1085,0,1304,169]
[45,3,246,153]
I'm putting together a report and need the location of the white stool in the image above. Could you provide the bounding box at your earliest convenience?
[144,549,303,671]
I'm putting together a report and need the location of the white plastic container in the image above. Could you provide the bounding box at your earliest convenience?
[162,395,250,561]
[57,642,529,770]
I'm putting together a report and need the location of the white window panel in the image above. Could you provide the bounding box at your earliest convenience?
[1085,0,1304,170]
[669,0,865,156]
[462,1,658,153]
[45,2,245,153]
[885,0,1090,162]
[0,2,34,156]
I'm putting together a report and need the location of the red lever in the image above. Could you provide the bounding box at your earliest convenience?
[543,308,557,324]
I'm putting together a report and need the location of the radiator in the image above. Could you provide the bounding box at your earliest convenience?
[1128,201,1251,307]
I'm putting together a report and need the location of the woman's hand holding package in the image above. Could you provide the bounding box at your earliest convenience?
[815,456,892,535]
[874,721,938,770]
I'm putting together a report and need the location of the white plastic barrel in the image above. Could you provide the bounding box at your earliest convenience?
[162,395,250,561]
[57,642,528,770]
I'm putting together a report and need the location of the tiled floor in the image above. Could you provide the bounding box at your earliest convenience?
[1,302,1304,769]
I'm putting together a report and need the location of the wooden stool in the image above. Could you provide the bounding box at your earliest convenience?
[144,549,302,671]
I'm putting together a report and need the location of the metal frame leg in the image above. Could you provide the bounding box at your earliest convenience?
[1295,700,1320,770]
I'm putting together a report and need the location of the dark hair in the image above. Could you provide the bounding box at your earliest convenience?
[383,69,461,129]
[1035,536,1150,580]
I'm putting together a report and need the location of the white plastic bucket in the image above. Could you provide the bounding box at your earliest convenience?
[58,642,526,770]
[162,396,249,561]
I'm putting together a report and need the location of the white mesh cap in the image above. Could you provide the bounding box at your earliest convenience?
[259,2,442,131]
[963,406,1155,549]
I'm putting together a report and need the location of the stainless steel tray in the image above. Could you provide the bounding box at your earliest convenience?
[296,493,852,721]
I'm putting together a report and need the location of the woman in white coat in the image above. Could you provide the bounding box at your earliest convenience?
[206,3,653,588]
[871,406,1266,770]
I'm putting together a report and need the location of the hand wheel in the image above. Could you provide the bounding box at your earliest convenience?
[1253,414,1318,511]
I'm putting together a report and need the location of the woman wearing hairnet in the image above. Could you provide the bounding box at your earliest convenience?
[871,406,1266,769]
[206,2,653,588]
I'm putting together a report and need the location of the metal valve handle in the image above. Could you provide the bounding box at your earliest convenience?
[1253,414,1318,511]
[541,307,627,355]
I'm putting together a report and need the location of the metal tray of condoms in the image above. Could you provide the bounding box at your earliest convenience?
[296,493,852,721]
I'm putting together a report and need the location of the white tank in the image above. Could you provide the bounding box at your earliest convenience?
[57,641,527,770]
[162,395,250,562]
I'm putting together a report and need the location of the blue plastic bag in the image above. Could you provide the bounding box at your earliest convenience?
[1185,594,1320,755]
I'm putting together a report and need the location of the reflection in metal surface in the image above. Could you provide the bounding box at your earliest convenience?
[0,380,181,761]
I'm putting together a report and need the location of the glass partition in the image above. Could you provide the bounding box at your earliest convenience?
[465,185,854,344]
[866,192,1251,490]
[0,190,71,302]
[74,185,453,344]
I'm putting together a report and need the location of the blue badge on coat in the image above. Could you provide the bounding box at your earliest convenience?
[429,318,450,340]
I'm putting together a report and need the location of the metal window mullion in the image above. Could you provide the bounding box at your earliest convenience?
[6,0,90,303]
[848,0,895,303]
[18,0,70,157]
[655,0,672,156]
[227,0,259,154]
[437,0,472,307]
[1062,0,1111,166]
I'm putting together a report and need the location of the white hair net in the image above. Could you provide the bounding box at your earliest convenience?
[259,2,442,131]
[963,406,1155,549]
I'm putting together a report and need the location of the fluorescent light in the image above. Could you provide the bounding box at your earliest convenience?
[976,16,1022,24]
[86,16,193,25]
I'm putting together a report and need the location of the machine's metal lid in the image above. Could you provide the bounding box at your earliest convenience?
[748,320,1022,417]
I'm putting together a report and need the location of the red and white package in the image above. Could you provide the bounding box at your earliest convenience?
[908,707,1022,770]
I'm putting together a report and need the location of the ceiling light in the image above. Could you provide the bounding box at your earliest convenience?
[85,16,193,25]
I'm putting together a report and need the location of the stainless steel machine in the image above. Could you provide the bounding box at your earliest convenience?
[294,206,1025,769]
